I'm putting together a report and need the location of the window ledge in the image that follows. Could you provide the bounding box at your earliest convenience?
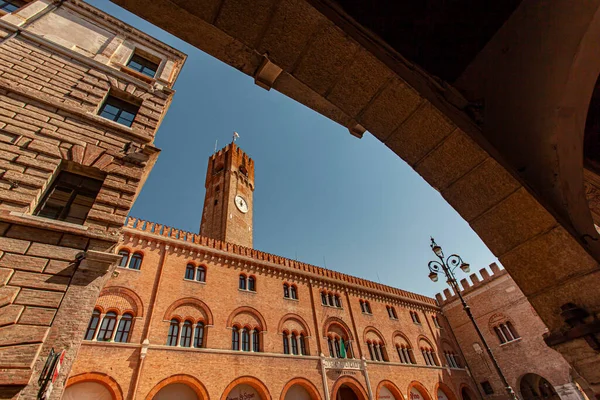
[184,278,206,285]
[10,212,89,231]
[238,289,257,294]
[362,312,373,316]
[321,304,343,310]
[389,317,398,321]
[120,65,156,84]
[284,297,299,302]
[499,337,522,347]
[117,266,141,273]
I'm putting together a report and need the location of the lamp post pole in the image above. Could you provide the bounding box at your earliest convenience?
[427,238,518,400]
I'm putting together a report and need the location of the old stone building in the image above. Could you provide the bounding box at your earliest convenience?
[437,265,592,400]
[66,143,476,400]
[0,1,186,399]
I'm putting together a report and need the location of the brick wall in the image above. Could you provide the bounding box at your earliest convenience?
[68,218,476,400]
[438,264,575,400]
[0,1,185,399]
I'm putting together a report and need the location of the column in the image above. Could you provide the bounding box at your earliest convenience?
[251,330,256,352]
[92,314,105,341]
[192,323,198,348]
[176,322,182,347]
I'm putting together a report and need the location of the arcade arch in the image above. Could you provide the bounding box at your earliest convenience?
[280,378,321,400]
[519,373,560,400]
[64,372,123,400]
[221,376,271,400]
[435,383,458,400]
[331,377,369,400]
[407,382,432,400]
[144,375,209,400]
[376,380,403,400]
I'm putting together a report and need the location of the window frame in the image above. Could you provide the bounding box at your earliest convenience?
[194,322,205,348]
[167,319,180,346]
[180,320,193,347]
[118,250,130,268]
[84,309,101,340]
[129,253,143,270]
[185,264,195,280]
[252,328,260,352]
[196,266,206,282]
[97,311,117,341]
[98,93,141,127]
[0,0,27,13]
[114,313,133,343]
[231,326,240,350]
[126,51,160,78]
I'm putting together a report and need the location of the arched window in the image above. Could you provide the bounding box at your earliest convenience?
[84,309,100,340]
[180,320,193,347]
[494,321,520,344]
[97,312,117,341]
[194,322,205,348]
[118,250,130,268]
[239,274,247,290]
[241,328,250,351]
[248,276,256,292]
[114,313,133,343]
[129,253,143,270]
[433,316,441,328]
[321,292,327,305]
[300,334,307,355]
[167,319,179,346]
[365,301,372,314]
[334,295,341,307]
[185,264,195,280]
[283,283,290,298]
[290,285,297,300]
[291,333,298,355]
[328,293,334,306]
[327,337,335,357]
[283,333,290,354]
[196,266,206,282]
[334,338,341,358]
[411,311,421,324]
[252,328,260,352]
[232,326,240,350]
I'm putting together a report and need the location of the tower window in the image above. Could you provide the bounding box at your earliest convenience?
[36,170,103,225]
[481,381,494,395]
[0,0,25,13]
[127,52,160,78]
[99,93,140,127]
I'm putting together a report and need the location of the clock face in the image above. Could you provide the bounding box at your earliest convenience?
[234,195,249,213]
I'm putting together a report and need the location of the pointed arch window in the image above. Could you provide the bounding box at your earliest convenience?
[321,292,327,305]
[494,321,520,344]
[196,266,206,282]
[97,312,117,341]
[185,264,195,280]
[118,250,130,268]
[252,328,260,352]
[328,293,334,306]
[129,253,143,270]
[300,334,307,355]
[327,337,335,357]
[180,320,193,347]
[283,333,290,354]
[247,276,256,292]
[167,319,179,346]
[232,326,240,350]
[239,275,247,290]
[114,313,133,343]
[84,309,101,340]
[241,328,250,351]
[290,285,297,300]
[194,322,205,348]
[291,333,299,355]
[334,295,341,307]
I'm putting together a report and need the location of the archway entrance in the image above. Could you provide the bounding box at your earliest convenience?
[285,385,312,400]
[63,381,114,400]
[154,383,199,400]
[460,388,473,400]
[520,374,560,400]
[337,385,359,400]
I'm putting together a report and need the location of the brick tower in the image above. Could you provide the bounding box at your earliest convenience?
[200,142,254,248]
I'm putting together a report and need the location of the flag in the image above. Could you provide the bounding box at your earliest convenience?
[340,339,347,358]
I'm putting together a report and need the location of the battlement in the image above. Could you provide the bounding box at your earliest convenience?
[124,217,437,307]
[206,143,255,184]
[209,143,254,165]
[435,262,507,306]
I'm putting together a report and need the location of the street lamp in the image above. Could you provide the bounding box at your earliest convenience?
[427,237,518,400]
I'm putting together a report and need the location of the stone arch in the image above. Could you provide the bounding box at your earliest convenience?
[440,339,458,353]
[331,376,368,400]
[407,381,432,400]
[392,331,413,348]
[279,377,321,400]
[417,336,436,351]
[226,306,267,331]
[435,382,459,400]
[65,372,124,400]
[376,380,404,400]
[220,376,271,400]
[278,313,312,336]
[458,385,477,400]
[322,316,354,340]
[97,286,144,317]
[363,326,387,346]
[517,373,561,400]
[163,297,214,325]
[144,374,209,400]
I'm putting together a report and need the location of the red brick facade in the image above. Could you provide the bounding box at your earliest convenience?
[0,1,185,399]
[437,264,592,400]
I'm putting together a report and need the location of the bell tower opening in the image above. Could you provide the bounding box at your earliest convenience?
[199,142,254,248]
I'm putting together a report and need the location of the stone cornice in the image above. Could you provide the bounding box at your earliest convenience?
[123,217,439,311]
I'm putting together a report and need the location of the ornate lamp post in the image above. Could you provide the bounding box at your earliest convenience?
[427,237,518,400]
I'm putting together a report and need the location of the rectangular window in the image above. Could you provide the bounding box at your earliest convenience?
[99,94,140,127]
[0,0,25,13]
[36,170,103,224]
[481,381,494,395]
[127,52,159,78]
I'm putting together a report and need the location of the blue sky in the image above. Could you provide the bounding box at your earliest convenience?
[91,0,499,297]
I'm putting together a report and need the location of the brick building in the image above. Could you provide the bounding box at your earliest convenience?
[66,143,477,400]
[0,1,186,399]
[437,265,592,400]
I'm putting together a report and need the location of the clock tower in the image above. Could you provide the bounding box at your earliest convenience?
[200,142,254,248]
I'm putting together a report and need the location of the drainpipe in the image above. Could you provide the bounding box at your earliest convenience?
[128,242,170,400]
